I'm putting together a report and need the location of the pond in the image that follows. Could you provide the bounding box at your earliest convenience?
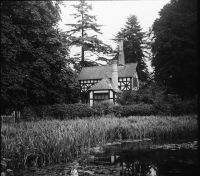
[17,139,198,176]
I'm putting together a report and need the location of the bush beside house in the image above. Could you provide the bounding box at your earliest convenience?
[19,84,197,121]
[20,98,197,121]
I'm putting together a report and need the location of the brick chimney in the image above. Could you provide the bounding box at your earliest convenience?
[112,59,119,92]
[118,39,125,65]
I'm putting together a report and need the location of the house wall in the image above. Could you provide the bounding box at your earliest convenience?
[88,90,115,106]
[80,74,139,106]
[80,76,138,93]
[118,77,132,90]
[89,91,93,106]
[79,79,101,92]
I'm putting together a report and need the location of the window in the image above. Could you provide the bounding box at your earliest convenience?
[93,93,109,104]
[118,77,132,90]
[93,93,109,100]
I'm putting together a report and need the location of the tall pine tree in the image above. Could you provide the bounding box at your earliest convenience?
[66,0,112,67]
[116,15,149,82]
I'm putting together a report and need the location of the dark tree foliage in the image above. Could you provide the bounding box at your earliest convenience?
[66,0,112,67]
[151,0,198,97]
[1,1,78,112]
[116,15,149,82]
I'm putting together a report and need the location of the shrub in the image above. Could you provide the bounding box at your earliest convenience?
[33,105,52,119]
[21,103,94,120]
[20,97,197,121]
[153,102,174,115]
[117,90,139,105]
[47,103,94,119]
[92,101,114,116]
[47,104,67,119]
[117,83,197,116]
[21,105,52,121]
[112,104,155,117]
[153,97,197,116]
[169,98,197,115]
[117,84,164,105]
[21,106,38,121]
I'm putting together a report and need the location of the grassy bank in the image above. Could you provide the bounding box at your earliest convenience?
[1,115,197,169]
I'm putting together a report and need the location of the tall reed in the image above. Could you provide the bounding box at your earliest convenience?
[1,115,197,169]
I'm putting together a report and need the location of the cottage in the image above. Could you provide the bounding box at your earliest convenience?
[78,40,139,106]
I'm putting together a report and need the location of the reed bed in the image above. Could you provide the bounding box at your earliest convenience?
[1,115,197,169]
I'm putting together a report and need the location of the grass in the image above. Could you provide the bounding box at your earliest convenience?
[1,114,198,169]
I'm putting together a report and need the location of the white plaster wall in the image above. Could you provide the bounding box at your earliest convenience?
[110,90,114,103]
[89,91,93,106]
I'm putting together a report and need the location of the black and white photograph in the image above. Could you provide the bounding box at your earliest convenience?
[1,0,198,175]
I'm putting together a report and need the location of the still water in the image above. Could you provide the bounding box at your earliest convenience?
[18,139,198,176]
[86,139,198,176]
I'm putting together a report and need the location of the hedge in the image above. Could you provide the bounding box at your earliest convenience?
[111,103,155,117]
[48,103,94,119]
[21,99,197,121]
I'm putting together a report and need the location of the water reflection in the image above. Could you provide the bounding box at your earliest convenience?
[146,164,157,176]
[118,156,157,176]
[88,140,198,176]
[91,152,158,176]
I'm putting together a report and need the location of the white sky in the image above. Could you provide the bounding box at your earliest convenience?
[58,0,170,71]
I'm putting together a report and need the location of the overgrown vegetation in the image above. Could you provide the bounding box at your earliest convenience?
[1,0,198,115]
[1,1,80,113]
[19,84,197,121]
[117,83,197,116]
[1,2,198,175]
[151,0,198,97]
[1,115,197,170]
[19,100,196,121]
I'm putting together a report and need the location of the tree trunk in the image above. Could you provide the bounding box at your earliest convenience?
[81,45,84,67]
[81,12,84,67]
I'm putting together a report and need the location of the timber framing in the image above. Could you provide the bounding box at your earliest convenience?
[80,77,138,92]
[78,61,139,106]
[79,79,101,92]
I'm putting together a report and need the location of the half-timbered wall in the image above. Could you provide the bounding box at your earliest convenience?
[118,77,132,91]
[118,75,139,91]
[80,76,139,93]
[79,79,101,92]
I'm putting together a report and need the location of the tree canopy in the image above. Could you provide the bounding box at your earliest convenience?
[116,15,149,82]
[151,0,198,97]
[1,1,78,112]
[66,0,112,67]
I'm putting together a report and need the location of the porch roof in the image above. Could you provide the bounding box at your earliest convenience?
[89,78,121,92]
[89,78,113,91]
